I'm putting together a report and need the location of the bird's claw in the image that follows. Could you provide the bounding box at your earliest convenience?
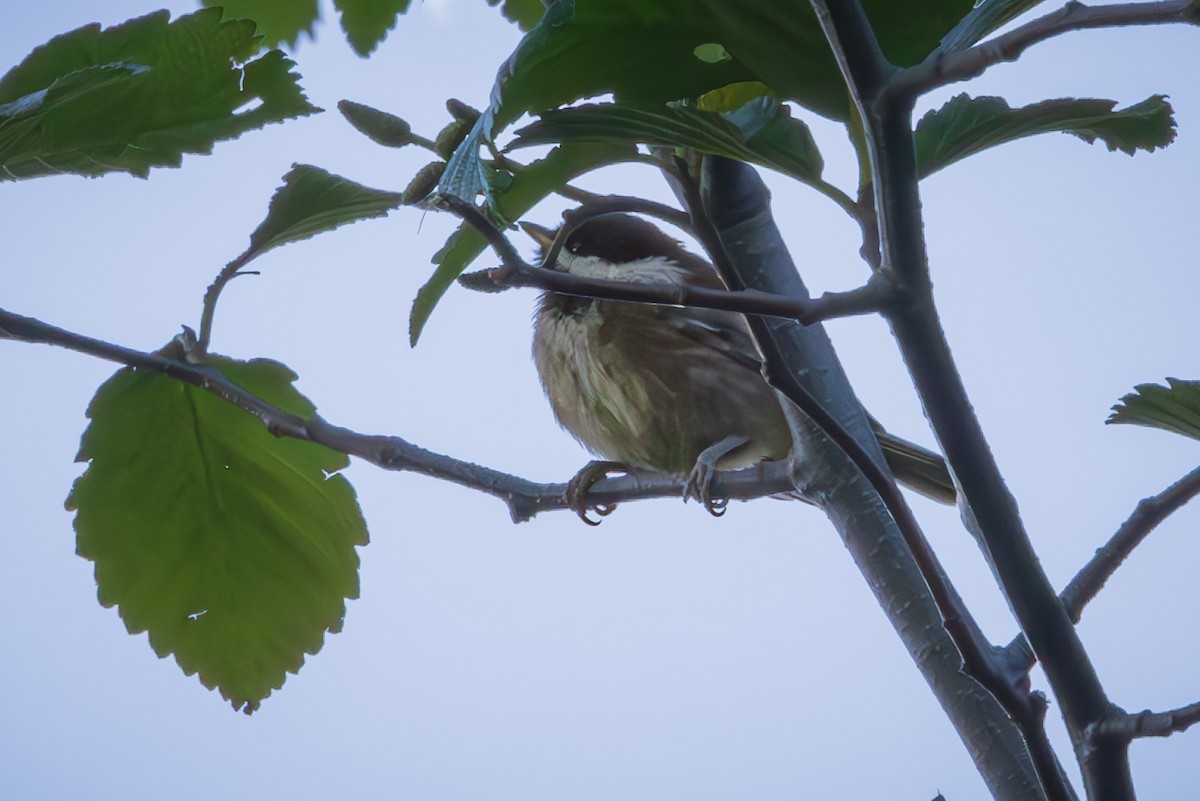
[683,435,748,517]
[565,461,626,525]
[684,461,729,517]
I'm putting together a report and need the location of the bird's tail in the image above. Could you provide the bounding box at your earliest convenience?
[876,429,956,505]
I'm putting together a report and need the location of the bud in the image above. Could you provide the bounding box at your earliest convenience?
[402,161,447,205]
[338,100,416,148]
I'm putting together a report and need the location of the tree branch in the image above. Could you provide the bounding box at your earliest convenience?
[1089,702,1200,742]
[0,306,805,523]
[1062,463,1200,623]
[811,1,1116,798]
[902,1,1200,96]
[693,155,1060,801]
[442,193,890,325]
[1004,464,1200,666]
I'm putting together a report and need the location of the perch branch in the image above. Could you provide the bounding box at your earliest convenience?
[0,306,802,523]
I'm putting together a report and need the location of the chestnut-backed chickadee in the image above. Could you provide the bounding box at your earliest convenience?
[526,214,954,518]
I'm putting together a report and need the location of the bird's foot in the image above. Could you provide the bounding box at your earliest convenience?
[565,460,627,526]
[684,435,749,517]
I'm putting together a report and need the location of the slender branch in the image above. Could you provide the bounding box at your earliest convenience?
[1004,464,1200,667]
[0,306,805,522]
[1089,702,1200,742]
[811,2,1115,799]
[901,1,1200,96]
[1063,464,1200,623]
[442,193,891,325]
[463,258,889,325]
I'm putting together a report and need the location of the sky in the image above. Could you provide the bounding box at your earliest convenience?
[1,2,1198,799]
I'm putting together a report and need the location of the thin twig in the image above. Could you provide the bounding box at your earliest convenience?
[1089,702,1200,742]
[443,194,890,325]
[900,1,1200,97]
[0,306,804,522]
[1063,464,1200,623]
[1005,464,1200,665]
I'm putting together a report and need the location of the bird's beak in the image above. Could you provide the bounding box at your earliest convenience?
[519,220,556,249]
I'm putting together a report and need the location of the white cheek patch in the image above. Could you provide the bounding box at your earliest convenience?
[560,254,692,285]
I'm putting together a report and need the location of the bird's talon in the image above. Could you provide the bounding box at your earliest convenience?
[705,496,729,517]
[565,461,626,525]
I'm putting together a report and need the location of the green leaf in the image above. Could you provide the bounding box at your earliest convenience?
[202,0,320,49]
[915,94,1176,178]
[511,98,823,187]
[696,81,775,113]
[438,0,971,202]
[490,0,971,127]
[231,164,405,269]
[486,0,546,30]
[411,141,633,344]
[1109,378,1200,442]
[67,355,369,713]
[0,9,319,181]
[335,0,413,56]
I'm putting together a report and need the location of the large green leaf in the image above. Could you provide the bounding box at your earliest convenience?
[510,98,824,187]
[411,141,634,344]
[68,354,369,713]
[0,9,319,181]
[1109,378,1200,442]
[202,0,320,49]
[230,164,405,270]
[439,0,971,201]
[915,94,1176,178]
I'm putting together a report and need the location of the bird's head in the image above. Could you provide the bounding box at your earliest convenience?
[520,213,711,285]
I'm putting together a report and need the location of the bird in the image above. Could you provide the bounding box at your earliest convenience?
[524,213,955,523]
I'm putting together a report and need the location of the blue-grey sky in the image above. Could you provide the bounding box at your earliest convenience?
[1,2,1197,799]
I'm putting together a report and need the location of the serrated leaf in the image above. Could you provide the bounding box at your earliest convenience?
[0,9,319,181]
[67,355,369,713]
[915,94,1176,178]
[1108,378,1200,442]
[511,98,823,187]
[232,164,404,269]
[412,141,633,344]
[335,0,413,56]
[202,0,320,49]
[438,0,970,203]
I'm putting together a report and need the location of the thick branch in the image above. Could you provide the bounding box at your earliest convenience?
[902,1,1200,96]
[694,155,1055,801]
[811,1,1113,798]
[0,306,803,523]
